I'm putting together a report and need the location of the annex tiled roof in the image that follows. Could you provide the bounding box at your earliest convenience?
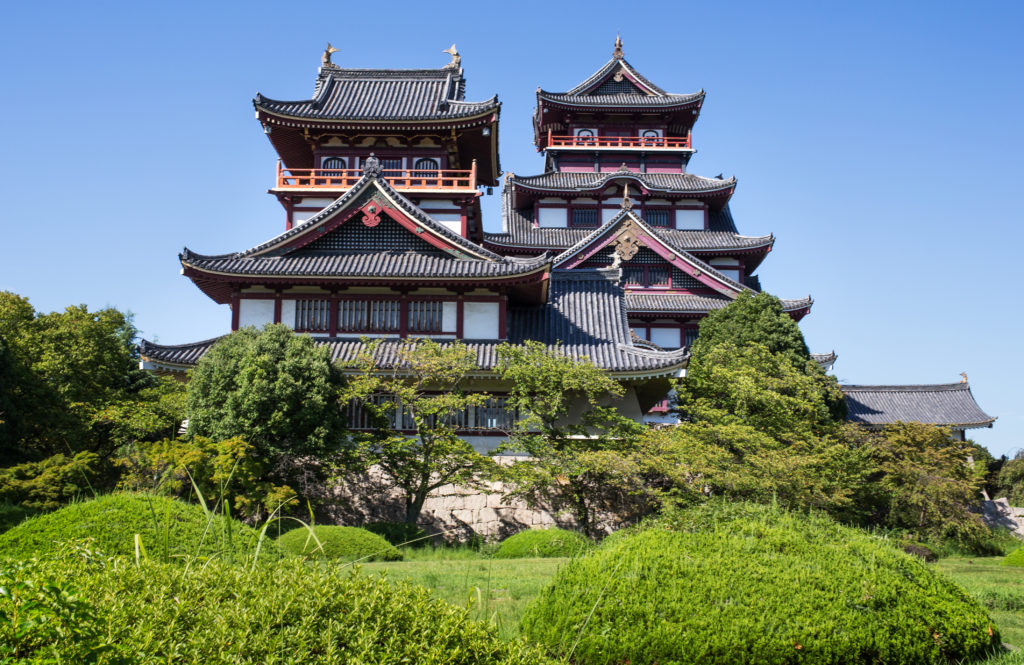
[842,383,996,429]
[811,351,838,370]
[139,271,687,376]
[510,170,735,195]
[625,293,813,314]
[254,67,499,122]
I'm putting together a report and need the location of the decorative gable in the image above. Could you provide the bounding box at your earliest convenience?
[291,215,444,255]
[590,76,645,96]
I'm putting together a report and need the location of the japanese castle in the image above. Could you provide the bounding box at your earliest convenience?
[139,39,994,441]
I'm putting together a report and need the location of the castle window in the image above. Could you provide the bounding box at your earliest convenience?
[321,156,346,173]
[624,265,671,288]
[338,300,400,333]
[408,301,443,333]
[413,158,439,177]
[570,208,599,227]
[645,209,671,227]
[377,157,403,177]
[294,299,331,332]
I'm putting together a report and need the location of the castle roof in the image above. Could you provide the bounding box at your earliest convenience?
[537,56,704,110]
[625,293,813,315]
[255,67,499,123]
[842,382,996,430]
[509,170,735,197]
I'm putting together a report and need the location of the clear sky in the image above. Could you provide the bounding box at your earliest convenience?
[1,1,1021,456]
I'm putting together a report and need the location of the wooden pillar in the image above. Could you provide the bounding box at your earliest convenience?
[328,295,339,337]
[399,295,409,338]
[230,290,240,331]
[456,298,464,339]
[498,295,507,340]
[273,291,282,324]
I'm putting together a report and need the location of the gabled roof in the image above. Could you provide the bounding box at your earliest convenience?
[842,382,996,430]
[537,56,704,110]
[254,67,499,122]
[180,165,550,302]
[625,293,813,315]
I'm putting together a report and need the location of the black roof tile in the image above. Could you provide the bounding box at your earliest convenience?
[510,170,735,195]
[842,383,996,429]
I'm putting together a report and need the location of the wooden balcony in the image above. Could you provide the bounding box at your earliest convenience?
[274,160,478,193]
[544,131,692,150]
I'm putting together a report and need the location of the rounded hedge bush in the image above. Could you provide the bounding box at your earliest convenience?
[522,501,1000,665]
[493,528,590,559]
[0,493,280,561]
[1001,547,1024,567]
[364,521,431,548]
[0,555,553,664]
[278,525,402,561]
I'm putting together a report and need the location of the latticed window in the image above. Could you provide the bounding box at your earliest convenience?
[412,158,439,178]
[475,397,518,430]
[624,265,671,288]
[646,209,670,227]
[684,328,700,348]
[380,157,403,176]
[321,156,346,174]
[344,394,519,431]
[571,208,599,227]
[295,300,330,332]
[408,301,443,333]
[338,300,400,333]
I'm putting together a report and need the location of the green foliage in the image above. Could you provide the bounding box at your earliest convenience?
[523,501,1000,665]
[857,422,990,546]
[493,528,590,559]
[495,341,649,537]
[186,324,348,518]
[1,554,553,665]
[1001,547,1024,567]
[277,525,402,561]
[116,436,298,522]
[0,503,38,535]
[996,450,1024,504]
[187,324,347,458]
[690,291,811,367]
[0,493,281,562]
[0,452,102,511]
[0,292,172,467]
[363,520,431,547]
[343,339,496,525]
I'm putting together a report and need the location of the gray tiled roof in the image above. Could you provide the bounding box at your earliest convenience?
[538,92,704,108]
[510,170,735,195]
[625,292,812,315]
[254,67,499,122]
[842,383,996,429]
[139,272,687,375]
[180,250,548,279]
[810,351,838,368]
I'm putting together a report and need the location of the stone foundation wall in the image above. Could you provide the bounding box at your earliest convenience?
[324,464,577,543]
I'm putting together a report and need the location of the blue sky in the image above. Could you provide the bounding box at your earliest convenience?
[1,1,1021,456]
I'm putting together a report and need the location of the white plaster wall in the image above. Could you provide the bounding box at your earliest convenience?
[717,269,741,281]
[601,207,619,224]
[441,301,458,333]
[238,299,274,328]
[293,210,320,224]
[280,300,296,330]
[426,199,460,210]
[299,198,335,208]
[464,302,499,338]
[650,327,682,349]
[675,208,704,229]
[537,207,567,228]
[439,220,462,234]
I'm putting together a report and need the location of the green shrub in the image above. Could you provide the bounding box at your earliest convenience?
[364,520,432,548]
[278,525,401,562]
[0,554,553,664]
[493,528,590,559]
[523,501,1000,665]
[0,452,103,511]
[1001,547,1024,567]
[0,493,281,562]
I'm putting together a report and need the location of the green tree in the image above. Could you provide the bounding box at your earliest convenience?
[690,291,811,367]
[343,339,495,525]
[996,450,1024,504]
[495,341,648,537]
[186,324,348,517]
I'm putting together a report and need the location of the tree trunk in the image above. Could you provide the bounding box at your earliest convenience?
[405,492,427,525]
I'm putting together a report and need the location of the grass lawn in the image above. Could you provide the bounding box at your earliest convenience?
[935,556,1024,649]
[360,552,566,640]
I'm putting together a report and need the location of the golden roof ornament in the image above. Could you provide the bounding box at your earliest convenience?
[960,372,968,384]
[321,43,340,69]
[621,183,633,210]
[442,44,461,69]
[612,34,624,60]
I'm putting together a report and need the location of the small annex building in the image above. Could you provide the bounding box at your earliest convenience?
[140,39,995,440]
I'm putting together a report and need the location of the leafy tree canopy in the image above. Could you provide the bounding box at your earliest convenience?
[690,291,810,368]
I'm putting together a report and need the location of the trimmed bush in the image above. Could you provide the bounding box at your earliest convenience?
[1001,547,1024,567]
[278,525,401,561]
[364,520,431,548]
[493,528,590,559]
[0,493,281,561]
[0,555,553,664]
[522,501,1000,665]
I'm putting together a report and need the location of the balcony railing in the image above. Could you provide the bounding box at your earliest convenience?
[544,131,692,150]
[275,160,477,192]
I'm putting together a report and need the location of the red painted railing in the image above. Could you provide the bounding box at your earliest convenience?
[545,131,691,150]
[275,161,477,191]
